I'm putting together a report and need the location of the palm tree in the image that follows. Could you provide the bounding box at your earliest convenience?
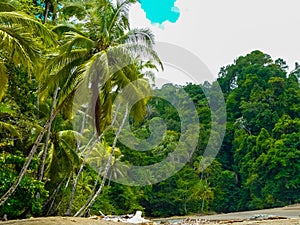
[44,0,162,136]
[75,103,129,216]
[189,180,214,212]
[33,0,160,215]
[41,0,161,214]
[65,105,118,215]
[0,3,56,101]
[0,3,63,207]
[39,87,60,182]
[44,129,81,184]
[0,88,81,207]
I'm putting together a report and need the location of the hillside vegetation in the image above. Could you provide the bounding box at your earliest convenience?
[0,0,300,220]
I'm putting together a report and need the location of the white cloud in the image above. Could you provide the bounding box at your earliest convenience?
[130,0,300,83]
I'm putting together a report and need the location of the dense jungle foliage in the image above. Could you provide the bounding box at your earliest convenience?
[0,0,300,219]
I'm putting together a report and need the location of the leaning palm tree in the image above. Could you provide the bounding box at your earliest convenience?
[43,0,162,135]
[0,70,81,207]
[75,103,129,216]
[42,0,162,215]
[44,129,81,184]
[0,3,60,206]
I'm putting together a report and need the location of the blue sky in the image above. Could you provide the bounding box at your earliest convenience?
[139,0,180,24]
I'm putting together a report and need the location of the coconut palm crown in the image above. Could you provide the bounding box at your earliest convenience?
[42,0,163,135]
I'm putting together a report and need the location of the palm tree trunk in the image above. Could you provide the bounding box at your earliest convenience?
[43,176,66,215]
[201,197,205,212]
[65,137,97,215]
[65,108,89,215]
[75,104,128,217]
[39,87,59,181]
[82,154,103,208]
[0,87,76,207]
[79,134,96,157]
[75,107,88,154]
[66,104,120,215]
[0,108,61,207]
[44,0,50,23]
[75,159,103,216]
[65,171,73,189]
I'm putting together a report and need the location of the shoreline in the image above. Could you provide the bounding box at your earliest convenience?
[1,216,300,225]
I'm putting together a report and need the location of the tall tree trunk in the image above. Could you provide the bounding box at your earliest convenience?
[43,176,66,215]
[52,0,57,22]
[66,104,120,215]
[201,197,205,212]
[90,74,101,135]
[79,134,96,157]
[39,87,59,181]
[75,107,88,154]
[65,136,98,215]
[44,0,50,23]
[75,104,128,217]
[65,107,89,215]
[95,94,101,135]
[0,108,61,207]
[79,156,103,212]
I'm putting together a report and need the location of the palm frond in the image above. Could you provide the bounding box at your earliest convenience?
[40,49,89,100]
[46,49,89,76]
[54,69,84,114]
[0,121,20,138]
[45,143,61,182]
[84,50,110,83]
[52,24,85,37]
[61,3,87,20]
[118,78,151,123]
[0,25,39,70]
[107,0,134,33]
[58,130,85,142]
[62,32,95,53]
[45,130,80,183]
[0,2,16,12]
[122,28,155,47]
[0,11,57,47]
[112,0,137,27]
[117,42,163,70]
